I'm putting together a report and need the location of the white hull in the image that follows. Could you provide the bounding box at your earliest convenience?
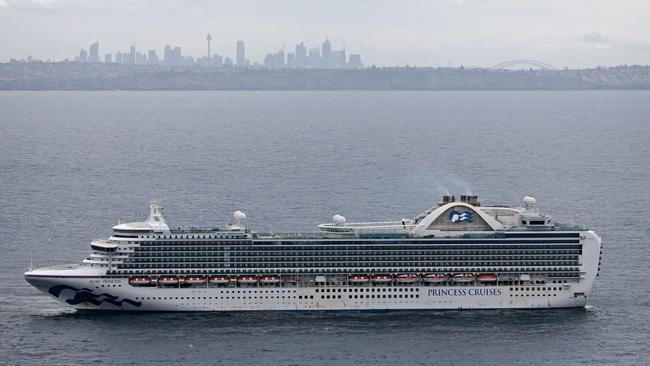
[26,276,589,312]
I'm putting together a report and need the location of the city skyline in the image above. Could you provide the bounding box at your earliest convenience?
[55,37,364,69]
[2,1,650,68]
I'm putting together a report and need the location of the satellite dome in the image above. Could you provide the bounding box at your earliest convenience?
[233,210,247,221]
[333,215,346,225]
[523,196,537,208]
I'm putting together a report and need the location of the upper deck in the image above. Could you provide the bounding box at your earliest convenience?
[106,195,585,243]
[315,195,585,239]
[46,195,598,281]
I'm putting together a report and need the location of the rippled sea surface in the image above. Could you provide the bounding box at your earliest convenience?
[1,91,649,365]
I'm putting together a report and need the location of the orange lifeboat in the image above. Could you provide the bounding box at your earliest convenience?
[237,275,258,285]
[371,275,393,283]
[396,274,420,283]
[158,276,179,285]
[348,275,370,284]
[423,274,448,283]
[208,275,230,285]
[478,274,497,283]
[185,276,206,285]
[259,275,282,284]
[129,276,151,285]
[452,273,475,283]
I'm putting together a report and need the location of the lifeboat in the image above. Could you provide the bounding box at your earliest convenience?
[259,275,281,284]
[185,276,206,285]
[452,273,475,283]
[128,276,151,285]
[423,274,448,283]
[396,274,420,283]
[208,275,230,285]
[158,276,179,285]
[348,275,370,283]
[237,276,258,284]
[478,274,498,283]
[371,275,393,283]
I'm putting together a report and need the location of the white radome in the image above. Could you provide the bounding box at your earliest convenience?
[333,214,346,225]
[523,196,536,207]
[233,210,247,221]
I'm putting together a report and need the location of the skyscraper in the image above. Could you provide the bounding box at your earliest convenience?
[173,47,182,65]
[263,54,274,68]
[79,48,88,63]
[295,42,307,68]
[129,44,136,64]
[164,45,172,65]
[348,54,363,69]
[321,38,331,68]
[273,49,285,68]
[164,45,182,65]
[88,42,99,63]
[212,54,223,67]
[104,53,112,63]
[136,52,147,64]
[262,49,286,69]
[236,40,245,67]
[148,50,159,64]
[330,49,345,68]
[307,47,321,68]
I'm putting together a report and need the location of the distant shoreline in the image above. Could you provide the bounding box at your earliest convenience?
[2,63,649,90]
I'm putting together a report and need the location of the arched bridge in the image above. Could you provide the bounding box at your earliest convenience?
[489,59,559,70]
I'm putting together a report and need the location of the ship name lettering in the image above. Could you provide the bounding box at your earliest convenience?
[427,288,502,296]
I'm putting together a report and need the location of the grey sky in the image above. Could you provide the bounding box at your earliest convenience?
[2,0,649,67]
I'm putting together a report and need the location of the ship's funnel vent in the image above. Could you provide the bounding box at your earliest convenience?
[440,195,480,206]
[442,195,456,204]
[460,195,480,206]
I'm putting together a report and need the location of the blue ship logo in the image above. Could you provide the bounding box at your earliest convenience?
[48,285,141,308]
[449,210,473,223]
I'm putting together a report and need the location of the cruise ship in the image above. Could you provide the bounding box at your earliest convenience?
[24,195,601,311]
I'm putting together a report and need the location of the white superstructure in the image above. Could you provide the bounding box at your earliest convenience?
[25,196,602,312]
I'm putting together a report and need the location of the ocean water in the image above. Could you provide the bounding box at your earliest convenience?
[0,91,649,365]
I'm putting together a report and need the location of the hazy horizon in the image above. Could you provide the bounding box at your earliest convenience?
[2,0,650,68]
